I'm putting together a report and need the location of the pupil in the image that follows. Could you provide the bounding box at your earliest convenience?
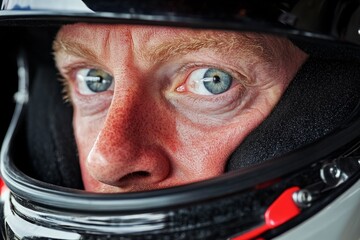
[213,75,221,83]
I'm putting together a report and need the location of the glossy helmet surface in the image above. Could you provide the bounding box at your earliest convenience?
[0,0,360,239]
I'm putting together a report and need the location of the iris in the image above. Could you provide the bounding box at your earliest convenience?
[203,68,232,95]
[85,69,113,93]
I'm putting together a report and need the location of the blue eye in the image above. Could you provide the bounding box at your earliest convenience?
[85,69,113,93]
[184,68,233,95]
[203,68,232,95]
[76,68,114,95]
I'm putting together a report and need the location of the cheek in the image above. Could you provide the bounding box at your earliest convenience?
[169,110,264,177]
[72,110,103,170]
[73,111,108,190]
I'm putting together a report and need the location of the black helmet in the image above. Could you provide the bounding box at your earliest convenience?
[1,0,360,239]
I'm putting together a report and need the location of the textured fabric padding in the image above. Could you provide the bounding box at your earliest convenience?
[226,57,360,170]
[26,64,83,189]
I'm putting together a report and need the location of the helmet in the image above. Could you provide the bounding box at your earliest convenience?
[1,0,360,239]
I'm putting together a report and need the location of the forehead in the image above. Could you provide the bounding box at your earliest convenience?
[58,23,186,39]
[54,23,272,66]
[56,23,250,44]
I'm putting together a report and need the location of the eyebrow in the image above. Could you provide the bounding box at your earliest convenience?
[146,32,267,64]
[53,39,99,63]
[53,31,269,67]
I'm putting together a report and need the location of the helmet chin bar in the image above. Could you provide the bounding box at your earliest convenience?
[1,122,360,239]
[1,52,360,240]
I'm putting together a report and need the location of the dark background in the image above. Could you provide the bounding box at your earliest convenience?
[0,28,20,148]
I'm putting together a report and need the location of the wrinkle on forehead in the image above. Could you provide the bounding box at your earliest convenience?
[53,24,281,68]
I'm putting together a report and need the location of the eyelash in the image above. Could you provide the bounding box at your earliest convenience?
[58,76,72,103]
[59,63,108,93]
[58,64,88,101]
[174,63,248,90]
[61,63,89,80]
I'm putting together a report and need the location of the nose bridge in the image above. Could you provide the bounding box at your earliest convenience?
[97,77,148,157]
[100,28,151,145]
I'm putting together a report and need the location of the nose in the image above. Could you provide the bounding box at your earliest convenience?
[87,143,171,190]
[85,88,172,191]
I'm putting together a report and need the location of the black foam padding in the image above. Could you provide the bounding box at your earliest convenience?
[26,65,83,189]
[227,57,360,170]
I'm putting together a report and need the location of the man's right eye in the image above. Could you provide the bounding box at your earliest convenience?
[76,68,114,95]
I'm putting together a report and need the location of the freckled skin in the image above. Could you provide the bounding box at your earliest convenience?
[55,23,308,193]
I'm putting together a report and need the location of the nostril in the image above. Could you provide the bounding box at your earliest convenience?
[133,171,151,177]
[119,171,151,183]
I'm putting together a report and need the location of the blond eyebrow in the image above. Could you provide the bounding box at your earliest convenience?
[53,31,271,67]
[53,39,99,63]
[146,32,268,64]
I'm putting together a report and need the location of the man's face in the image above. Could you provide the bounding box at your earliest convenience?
[54,23,307,193]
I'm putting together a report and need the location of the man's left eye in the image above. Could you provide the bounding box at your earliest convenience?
[184,68,233,95]
[76,68,114,95]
